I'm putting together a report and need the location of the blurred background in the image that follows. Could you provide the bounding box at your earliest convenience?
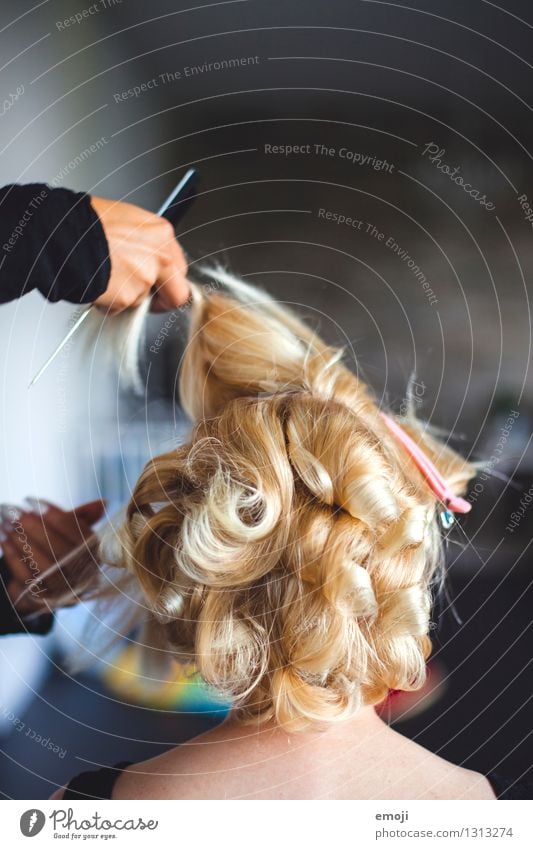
[0,0,532,798]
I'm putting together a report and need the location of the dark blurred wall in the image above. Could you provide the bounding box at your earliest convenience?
[2,1,532,436]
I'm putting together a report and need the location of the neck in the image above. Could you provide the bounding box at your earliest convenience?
[220,704,388,748]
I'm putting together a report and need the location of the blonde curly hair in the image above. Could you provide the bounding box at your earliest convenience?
[104,267,475,731]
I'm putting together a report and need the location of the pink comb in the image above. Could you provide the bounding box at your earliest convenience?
[380,413,471,514]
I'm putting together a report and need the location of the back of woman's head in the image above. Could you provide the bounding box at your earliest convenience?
[111,266,475,731]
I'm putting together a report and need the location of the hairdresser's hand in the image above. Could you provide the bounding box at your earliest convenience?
[90,196,190,313]
[0,500,105,613]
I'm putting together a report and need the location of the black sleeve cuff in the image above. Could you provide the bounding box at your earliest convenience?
[0,183,111,304]
[0,555,54,636]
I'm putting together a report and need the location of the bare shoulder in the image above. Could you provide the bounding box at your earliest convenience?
[113,724,244,800]
[451,766,497,800]
[380,726,496,800]
[113,752,198,800]
[112,720,498,801]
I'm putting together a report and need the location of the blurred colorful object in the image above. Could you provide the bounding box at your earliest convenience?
[101,644,231,715]
[376,660,447,723]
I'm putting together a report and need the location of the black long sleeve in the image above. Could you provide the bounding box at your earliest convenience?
[0,183,111,304]
[0,556,53,636]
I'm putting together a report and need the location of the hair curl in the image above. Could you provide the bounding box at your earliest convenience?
[105,267,475,731]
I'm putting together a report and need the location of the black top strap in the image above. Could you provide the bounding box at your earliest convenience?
[486,771,533,800]
[63,761,134,800]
